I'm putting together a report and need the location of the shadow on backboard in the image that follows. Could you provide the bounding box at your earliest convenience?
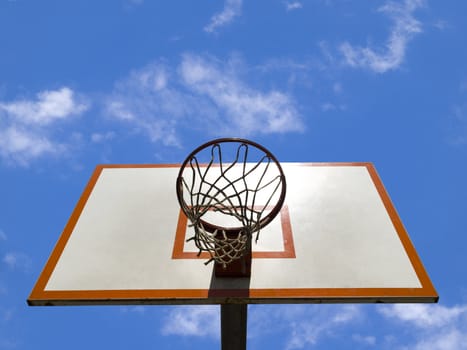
[208,267,251,300]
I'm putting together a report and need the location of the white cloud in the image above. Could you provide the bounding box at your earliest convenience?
[104,63,184,147]
[247,305,361,349]
[321,103,346,112]
[339,0,424,73]
[256,57,315,90]
[2,252,31,271]
[0,87,88,165]
[179,54,304,135]
[0,126,62,166]
[161,306,219,338]
[380,304,467,350]
[0,229,6,241]
[285,305,360,349]
[0,87,88,125]
[433,19,448,31]
[380,304,467,329]
[285,2,303,11]
[105,54,304,147]
[404,328,466,350]
[157,303,467,349]
[106,100,136,121]
[410,329,467,350]
[204,0,242,33]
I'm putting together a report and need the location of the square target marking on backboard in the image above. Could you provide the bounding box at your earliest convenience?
[172,205,296,260]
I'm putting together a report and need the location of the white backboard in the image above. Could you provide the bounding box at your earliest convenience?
[28,163,438,305]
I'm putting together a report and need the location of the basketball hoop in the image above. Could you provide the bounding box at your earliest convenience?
[176,138,286,276]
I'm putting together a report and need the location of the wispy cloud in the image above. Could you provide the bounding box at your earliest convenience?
[380,304,467,349]
[339,0,424,73]
[105,54,304,147]
[0,229,6,241]
[286,305,360,349]
[0,87,89,165]
[380,304,467,329]
[243,303,467,349]
[285,1,303,11]
[321,102,346,112]
[179,54,304,135]
[105,61,189,147]
[0,127,60,165]
[157,302,467,349]
[433,19,448,31]
[161,306,219,338]
[91,131,116,143]
[204,0,242,33]
[2,252,32,271]
[248,305,361,349]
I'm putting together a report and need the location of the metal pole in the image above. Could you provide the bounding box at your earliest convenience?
[220,304,247,350]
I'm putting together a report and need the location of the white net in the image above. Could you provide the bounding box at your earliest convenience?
[177,139,286,266]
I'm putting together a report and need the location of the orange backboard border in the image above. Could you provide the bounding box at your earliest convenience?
[28,163,438,306]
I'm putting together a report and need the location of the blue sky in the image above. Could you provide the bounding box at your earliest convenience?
[1,0,467,349]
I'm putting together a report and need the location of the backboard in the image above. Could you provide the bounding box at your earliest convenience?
[28,162,438,306]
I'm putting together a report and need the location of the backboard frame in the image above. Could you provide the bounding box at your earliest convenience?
[28,163,438,306]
